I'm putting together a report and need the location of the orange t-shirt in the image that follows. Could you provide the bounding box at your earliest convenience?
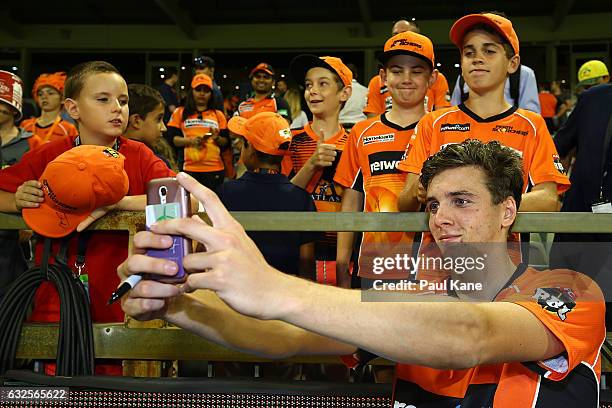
[334,113,417,278]
[237,95,287,119]
[398,104,570,193]
[167,107,227,172]
[392,266,604,407]
[20,117,78,144]
[538,92,558,118]
[363,72,450,115]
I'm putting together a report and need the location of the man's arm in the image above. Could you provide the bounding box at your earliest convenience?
[336,188,363,288]
[397,173,422,212]
[518,182,559,212]
[136,173,564,370]
[519,66,541,114]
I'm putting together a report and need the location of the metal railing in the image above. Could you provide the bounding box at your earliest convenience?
[4,211,612,372]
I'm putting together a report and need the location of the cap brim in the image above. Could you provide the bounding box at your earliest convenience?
[450,14,505,50]
[22,201,88,238]
[290,54,337,84]
[227,116,248,138]
[577,78,601,87]
[378,49,433,69]
[250,68,274,77]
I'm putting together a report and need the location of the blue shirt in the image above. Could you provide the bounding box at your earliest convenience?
[450,65,541,113]
[217,171,319,275]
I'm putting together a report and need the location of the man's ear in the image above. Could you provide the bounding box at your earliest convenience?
[128,113,143,130]
[63,98,79,120]
[501,196,518,229]
[508,54,520,75]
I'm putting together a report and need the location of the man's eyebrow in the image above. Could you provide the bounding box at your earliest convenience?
[426,190,476,202]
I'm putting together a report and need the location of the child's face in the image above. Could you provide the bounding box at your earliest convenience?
[304,67,350,117]
[193,85,212,107]
[460,29,519,94]
[67,72,129,142]
[140,103,166,147]
[36,86,62,112]
[381,55,435,109]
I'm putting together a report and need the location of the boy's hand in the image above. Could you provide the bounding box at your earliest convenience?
[117,232,183,321]
[308,142,336,169]
[76,203,118,232]
[15,180,44,211]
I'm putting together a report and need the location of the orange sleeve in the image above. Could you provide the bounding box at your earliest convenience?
[526,113,571,193]
[504,270,605,381]
[432,72,451,109]
[333,126,360,188]
[397,113,433,174]
[216,110,227,130]
[363,75,385,115]
[167,107,183,129]
[19,118,35,132]
[64,121,78,139]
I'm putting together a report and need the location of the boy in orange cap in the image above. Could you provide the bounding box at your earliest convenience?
[363,19,450,117]
[334,30,437,287]
[282,54,352,286]
[20,72,78,143]
[398,13,569,213]
[223,111,316,278]
[0,61,174,375]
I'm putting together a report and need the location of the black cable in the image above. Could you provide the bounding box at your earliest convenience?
[0,237,94,376]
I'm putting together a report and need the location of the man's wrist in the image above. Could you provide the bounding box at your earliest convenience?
[267,269,306,322]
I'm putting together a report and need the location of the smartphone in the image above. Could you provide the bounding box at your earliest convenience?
[145,177,191,283]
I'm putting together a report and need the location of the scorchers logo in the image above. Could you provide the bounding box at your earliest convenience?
[533,287,576,321]
[368,151,404,176]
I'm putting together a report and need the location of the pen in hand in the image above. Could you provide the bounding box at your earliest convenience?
[107,274,142,305]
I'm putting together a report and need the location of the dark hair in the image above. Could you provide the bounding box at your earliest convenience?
[182,85,218,121]
[420,139,523,209]
[165,66,178,77]
[128,84,164,118]
[243,139,283,167]
[194,56,215,69]
[64,61,121,99]
[464,23,514,58]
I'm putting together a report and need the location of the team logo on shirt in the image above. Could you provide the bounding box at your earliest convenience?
[552,154,565,173]
[440,123,470,132]
[368,151,404,175]
[363,133,395,146]
[533,287,576,321]
[492,125,528,136]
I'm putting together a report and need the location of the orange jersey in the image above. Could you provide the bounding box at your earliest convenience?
[282,123,348,257]
[398,104,570,193]
[392,266,604,407]
[167,107,227,172]
[363,72,450,115]
[538,92,558,118]
[334,113,416,278]
[20,117,78,144]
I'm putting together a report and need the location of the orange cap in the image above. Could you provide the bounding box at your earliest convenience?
[228,112,292,156]
[289,55,353,87]
[32,72,67,101]
[250,63,275,77]
[191,74,213,89]
[450,13,519,56]
[22,145,129,238]
[379,31,435,69]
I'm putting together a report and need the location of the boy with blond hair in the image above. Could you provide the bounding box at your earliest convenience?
[0,61,174,374]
